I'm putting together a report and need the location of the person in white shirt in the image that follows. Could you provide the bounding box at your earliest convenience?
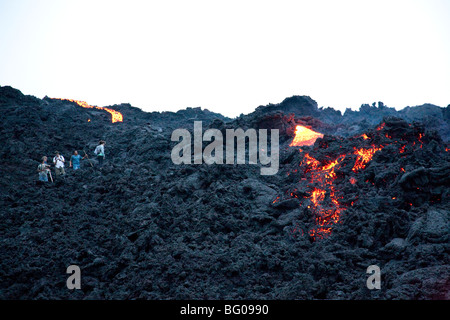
[53,151,65,177]
[94,140,106,167]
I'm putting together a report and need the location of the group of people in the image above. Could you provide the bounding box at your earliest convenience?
[37,140,106,182]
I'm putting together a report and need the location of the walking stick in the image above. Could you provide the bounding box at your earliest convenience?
[48,170,54,183]
[83,149,94,167]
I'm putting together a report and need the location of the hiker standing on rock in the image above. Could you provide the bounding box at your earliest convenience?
[53,151,66,177]
[94,140,106,167]
[69,150,86,170]
[37,156,51,182]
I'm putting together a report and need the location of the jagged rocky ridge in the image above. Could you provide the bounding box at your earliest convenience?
[0,85,448,299]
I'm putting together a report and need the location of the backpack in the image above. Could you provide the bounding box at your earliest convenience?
[94,145,104,156]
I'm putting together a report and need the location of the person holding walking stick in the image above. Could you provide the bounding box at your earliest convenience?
[69,150,87,170]
[83,150,94,167]
[37,156,51,182]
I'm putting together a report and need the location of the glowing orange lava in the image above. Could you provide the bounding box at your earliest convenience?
[418,133,424,149]
[281,121,432,241]
[289,125,324,147]
[300,153,347,240]
[291,143,382,239]
[310,188,326,207]
[54,98,123,123]
[352,146,383,172]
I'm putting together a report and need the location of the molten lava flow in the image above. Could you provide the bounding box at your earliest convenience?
[376,123,385,131]
[352,146,383,172]
[309,227,331,239]
[300,153,347,240]
[103,107,123,123]
[310,188,326,207]
[418,133,424,149]
[54,98,123,123]
[289,125,324,147]
[360,134,370,140]
[291,145,382,239]
[280,121,433,241]
[303,153,320,170]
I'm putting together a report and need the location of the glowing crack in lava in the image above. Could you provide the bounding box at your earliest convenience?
[301,153,347,240]
[289,125,324,147]
[282,123,411,240]
[281,122,431,240]
[352,146,383,172]
[54,98,123,123]
[298,145,385,239]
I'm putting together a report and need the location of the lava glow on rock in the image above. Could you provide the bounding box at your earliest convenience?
[281,121,429,241]
[289,125,324,147]
[300,152,347,240]
[53,98,123,123]
[352,146,383,172]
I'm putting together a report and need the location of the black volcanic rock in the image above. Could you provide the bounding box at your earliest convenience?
[240,97,450,142]
[254,95,321,117]
[0,85,449,300]
[0,86,41,106]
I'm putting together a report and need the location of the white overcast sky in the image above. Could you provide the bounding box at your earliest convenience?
[0,0,449,117]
